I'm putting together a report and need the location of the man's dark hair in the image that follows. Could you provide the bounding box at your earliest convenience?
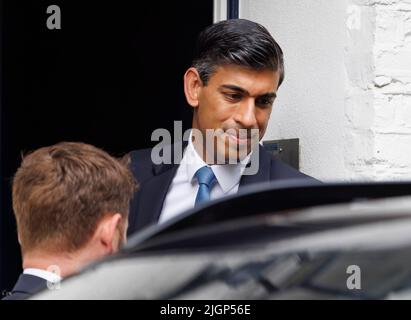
[192,19,284,87]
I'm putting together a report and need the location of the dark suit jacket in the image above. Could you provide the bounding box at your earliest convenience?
[128,143,317,235]
[2,274,47,300]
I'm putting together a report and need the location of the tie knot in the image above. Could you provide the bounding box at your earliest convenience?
[195,166,216,188]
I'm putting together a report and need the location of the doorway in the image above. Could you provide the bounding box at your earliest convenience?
[0,0,213,294]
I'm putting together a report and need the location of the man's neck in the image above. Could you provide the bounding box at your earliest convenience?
[22,249,92,278]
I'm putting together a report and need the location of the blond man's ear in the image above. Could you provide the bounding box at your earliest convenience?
[98,213,123,254]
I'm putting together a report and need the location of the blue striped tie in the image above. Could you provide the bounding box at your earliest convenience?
[194,166,217,206]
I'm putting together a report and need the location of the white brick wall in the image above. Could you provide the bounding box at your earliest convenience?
[372,0,411,180]
[241,0,411,181]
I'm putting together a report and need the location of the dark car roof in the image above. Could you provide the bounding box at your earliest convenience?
[125,180,411,252]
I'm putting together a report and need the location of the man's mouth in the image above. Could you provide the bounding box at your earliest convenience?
[226,133,249,144]
[223,130,254,145]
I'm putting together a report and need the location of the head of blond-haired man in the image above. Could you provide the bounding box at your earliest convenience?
[4,142,136,300]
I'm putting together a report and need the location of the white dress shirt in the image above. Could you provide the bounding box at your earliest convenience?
[159,132,251,223]
[23,268,62,283]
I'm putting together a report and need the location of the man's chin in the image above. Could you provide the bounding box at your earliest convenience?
[204,135,255,164]
[219,146,252,164]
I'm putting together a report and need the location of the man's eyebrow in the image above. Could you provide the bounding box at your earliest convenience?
[220,85,276,98]
[220,85,249,95]
[261,92,277,99]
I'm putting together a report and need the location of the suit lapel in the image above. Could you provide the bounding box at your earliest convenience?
[133,163,179,231]
[133,142,189,231]
[239,144,271,187]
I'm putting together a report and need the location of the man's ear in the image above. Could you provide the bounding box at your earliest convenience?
[99,213,123,254]
[184,67,203,109]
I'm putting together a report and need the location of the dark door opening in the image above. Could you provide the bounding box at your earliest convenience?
[0,0,213,293]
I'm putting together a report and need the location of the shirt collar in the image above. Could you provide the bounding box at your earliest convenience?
[23,268,62,283]
[184,131,252,194]
[184,136,209,185]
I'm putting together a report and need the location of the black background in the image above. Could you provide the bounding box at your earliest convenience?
[0,0,213,293]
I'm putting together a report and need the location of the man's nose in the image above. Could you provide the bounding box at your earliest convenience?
[233,98,258,128]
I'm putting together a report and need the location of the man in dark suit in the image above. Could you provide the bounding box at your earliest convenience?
[2,142,136,300]
[2,274,48,300]
[128,19,318,235]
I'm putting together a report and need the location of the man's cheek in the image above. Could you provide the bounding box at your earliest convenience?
[258,118,270,135]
